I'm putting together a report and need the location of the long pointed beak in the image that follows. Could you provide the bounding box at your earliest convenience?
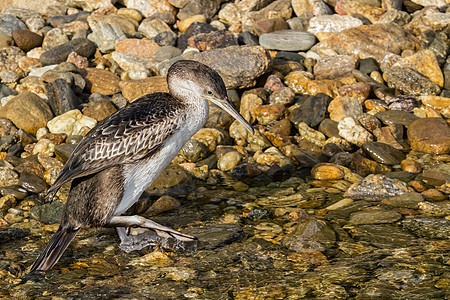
[207,96,254,134]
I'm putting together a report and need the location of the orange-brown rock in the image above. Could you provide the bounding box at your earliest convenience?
[407,118,450,154]
[119,76,169,102]
[84,68,121,95]
[311,163,351,180]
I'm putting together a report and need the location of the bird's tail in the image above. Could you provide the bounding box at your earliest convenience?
[31,226,79,272]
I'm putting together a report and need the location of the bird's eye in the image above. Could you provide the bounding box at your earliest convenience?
[207,90,213,95]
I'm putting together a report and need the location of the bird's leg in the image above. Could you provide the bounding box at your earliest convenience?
[115,226,159,252]
[108,215,197,252]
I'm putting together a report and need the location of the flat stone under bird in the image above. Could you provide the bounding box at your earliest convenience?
[31,60,254,272]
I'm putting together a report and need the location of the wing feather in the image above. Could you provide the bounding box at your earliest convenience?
[47,94,185,196]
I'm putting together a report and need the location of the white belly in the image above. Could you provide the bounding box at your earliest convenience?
[113,122,201,216]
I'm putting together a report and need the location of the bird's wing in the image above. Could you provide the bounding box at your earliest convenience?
[48,94,185,195]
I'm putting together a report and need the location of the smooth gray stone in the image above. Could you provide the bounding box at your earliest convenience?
[259,30,316,51]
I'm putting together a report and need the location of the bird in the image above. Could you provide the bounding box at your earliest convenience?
[31,60,254,272]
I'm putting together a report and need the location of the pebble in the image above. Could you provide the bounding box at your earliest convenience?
[0,14,27,35]
[254,104,285,125]
[338,117,373,146]
[328,96,363,122]
[407,118,450,154]
[0,92,53,135]
[289,93,331,128]
[259,30,316,51]
[349,209,402,225]
[188,29,238,52]
[12,29,43,52]
[32,138,55,156]
[87,21,126,53]
[345,174,410,200]
[46,79,82,116]
[308,15,363,34]
[311,163,351,180]
[218,151,242,172]
[400,159,422,174]
[381,191,424,208]
[142,195,180,217]
[84,68,121,95]
[82,99,117,122]
[0,168,19,187]
[47,109,97,136]
[361,142,406,165]
[40,38,96,66]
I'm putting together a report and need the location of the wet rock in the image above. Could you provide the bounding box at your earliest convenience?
[400,159,422,174]
[361,142,405,165]
[40,38,96,66]
[357,114,382,133]
[188,29,238,51]
[82,99,117,122]
[12,29,43,52]
[319,118,340,138]
[385,95,417,112]
[186,224,244,250]
[282,214,336,252]
[47,109,97,137]
[375,110,419,127]
[46,79,82,116]
[0,194,16,212]
[270,119,292,136]
[259,30,316,51]
[30,201,63,224]
[190,45,270,89]
[311,163,351,180]
[0,228,28,244]
[381,191,423,208]
[419,95,450,111]
[402,218,450,239]
[0,92,53,135]
[87,21,126,53]
[255,147,293,167]
[418,201,450,217]
[345,174,410,200]
[148,164,193,197]
[338,82,371,102]
[0,135,17,152]
[180,139,208,162]
[19,171,49,194]
[289,93,331,128]
[0,185,27,200]
[254,104,285,125]
[54,143,76,163]
[385,66,441,96]
[297,122,326,148]
[268,87,294,106]
[338,117,373,146]
[351,152,392,177]
[407,118,450,154]
[218,151,242,172]
[142,195,180,217]
[328,96,363,122]
[349,209,402,225]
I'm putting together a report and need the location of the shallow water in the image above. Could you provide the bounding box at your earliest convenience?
[0,174,449,299]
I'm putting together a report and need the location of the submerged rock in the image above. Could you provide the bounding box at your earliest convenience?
[345,174,411,200]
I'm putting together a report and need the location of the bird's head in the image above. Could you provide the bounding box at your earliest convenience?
[167,60,254,134]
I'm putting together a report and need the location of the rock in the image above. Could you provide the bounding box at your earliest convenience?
[12,29,43,52]
[385,66,441,96]
[138,17,172,39]
[0,92,53,135]
[314,55,358,80]
[82,100,117,122]
[115,39,159,59]
[328,96,363,122]
[282,214,336,252]
[121,0,175,18]
[418,95,450,111]
[259,30,316,51]
[252,18,289,36]
[39,38,96,66]
[338,117,373,146]
[255,147,293,167]
[361,142,406,165]
[46,78,82,116]
[289,94,331,128]
[338,82,371,101]
[142,195,180,217]
[87,21,126,53]
[268,87,295,106]
[153,30,178,47]
[351,152,391,177]
[407,118,450,154]
[84,68,121,96]
[111,51,152,80]
[0,46,26,83]
[47,109,97,136]
[375,110,419,127]
[319,118,340,138]
[0,168,19,187]
[308,14,363,34]
[0,14,26,35]
[345,174,410,200]
[218,151,242,172]
[270,119,292,136]
[385,95,417,112]
[254,104,285,125]
[400,159,422,174]
[297,122,326,147]
[402,218,450,240]
[311,23,419,64]
[178,14,207,32]
[381,191,423,208]
[119,76,168,102]
[311,163,351,180]
[87,14,138,37]
[239,91,264,124]
[188,29,238,51]
[349,209,402,225]
[19,171,48,194]
[241,0,293,30]
[190,45,270,89]
[32,138,55,156]
[179,139,208,162]
[30,201,64,224]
